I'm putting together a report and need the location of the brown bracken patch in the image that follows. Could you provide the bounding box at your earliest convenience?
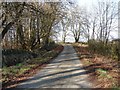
[73,44,119,88]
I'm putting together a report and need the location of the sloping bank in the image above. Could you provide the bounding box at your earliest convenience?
[73,43,119,88]
[2,45,64,89]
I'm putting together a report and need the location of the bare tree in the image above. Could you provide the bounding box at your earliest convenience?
[69,5,85,43]
[82,1,118,44]
[96,1,118,43]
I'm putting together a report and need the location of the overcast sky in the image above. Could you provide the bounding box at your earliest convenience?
[77,0,119,6]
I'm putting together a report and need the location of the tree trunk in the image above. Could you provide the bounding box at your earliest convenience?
[2,22,14,39]
[75,38,79,43]
[17,23,26,49]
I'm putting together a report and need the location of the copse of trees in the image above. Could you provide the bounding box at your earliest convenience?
[0,0,119,59]
[59,1,119,60]
[60,4,87,43]
[1,2,66,51]
[1,1,71,67]
[87,1,119,60]
[1,1,79,67]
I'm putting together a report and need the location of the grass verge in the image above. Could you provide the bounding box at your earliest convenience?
[73,43,119,88]
[2,45,64,89]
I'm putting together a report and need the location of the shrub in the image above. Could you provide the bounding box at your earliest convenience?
[2,49,37,67]
[40,41,57,51]
[88,40,119,60]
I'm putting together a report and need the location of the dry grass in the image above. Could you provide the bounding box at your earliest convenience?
[73,43,120,88]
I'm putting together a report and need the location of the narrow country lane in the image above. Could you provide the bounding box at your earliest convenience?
[17,45,92,88]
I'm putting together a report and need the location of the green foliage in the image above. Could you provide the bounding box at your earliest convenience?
[40,41,57,51]
[2,64,34,83]
[110,43,119,60]
[2,49,37,67]
[112,87,120,90]
[2,42,58,67]
[2,45,61,83]
[96,69,107,76]
[96,69,112,79]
